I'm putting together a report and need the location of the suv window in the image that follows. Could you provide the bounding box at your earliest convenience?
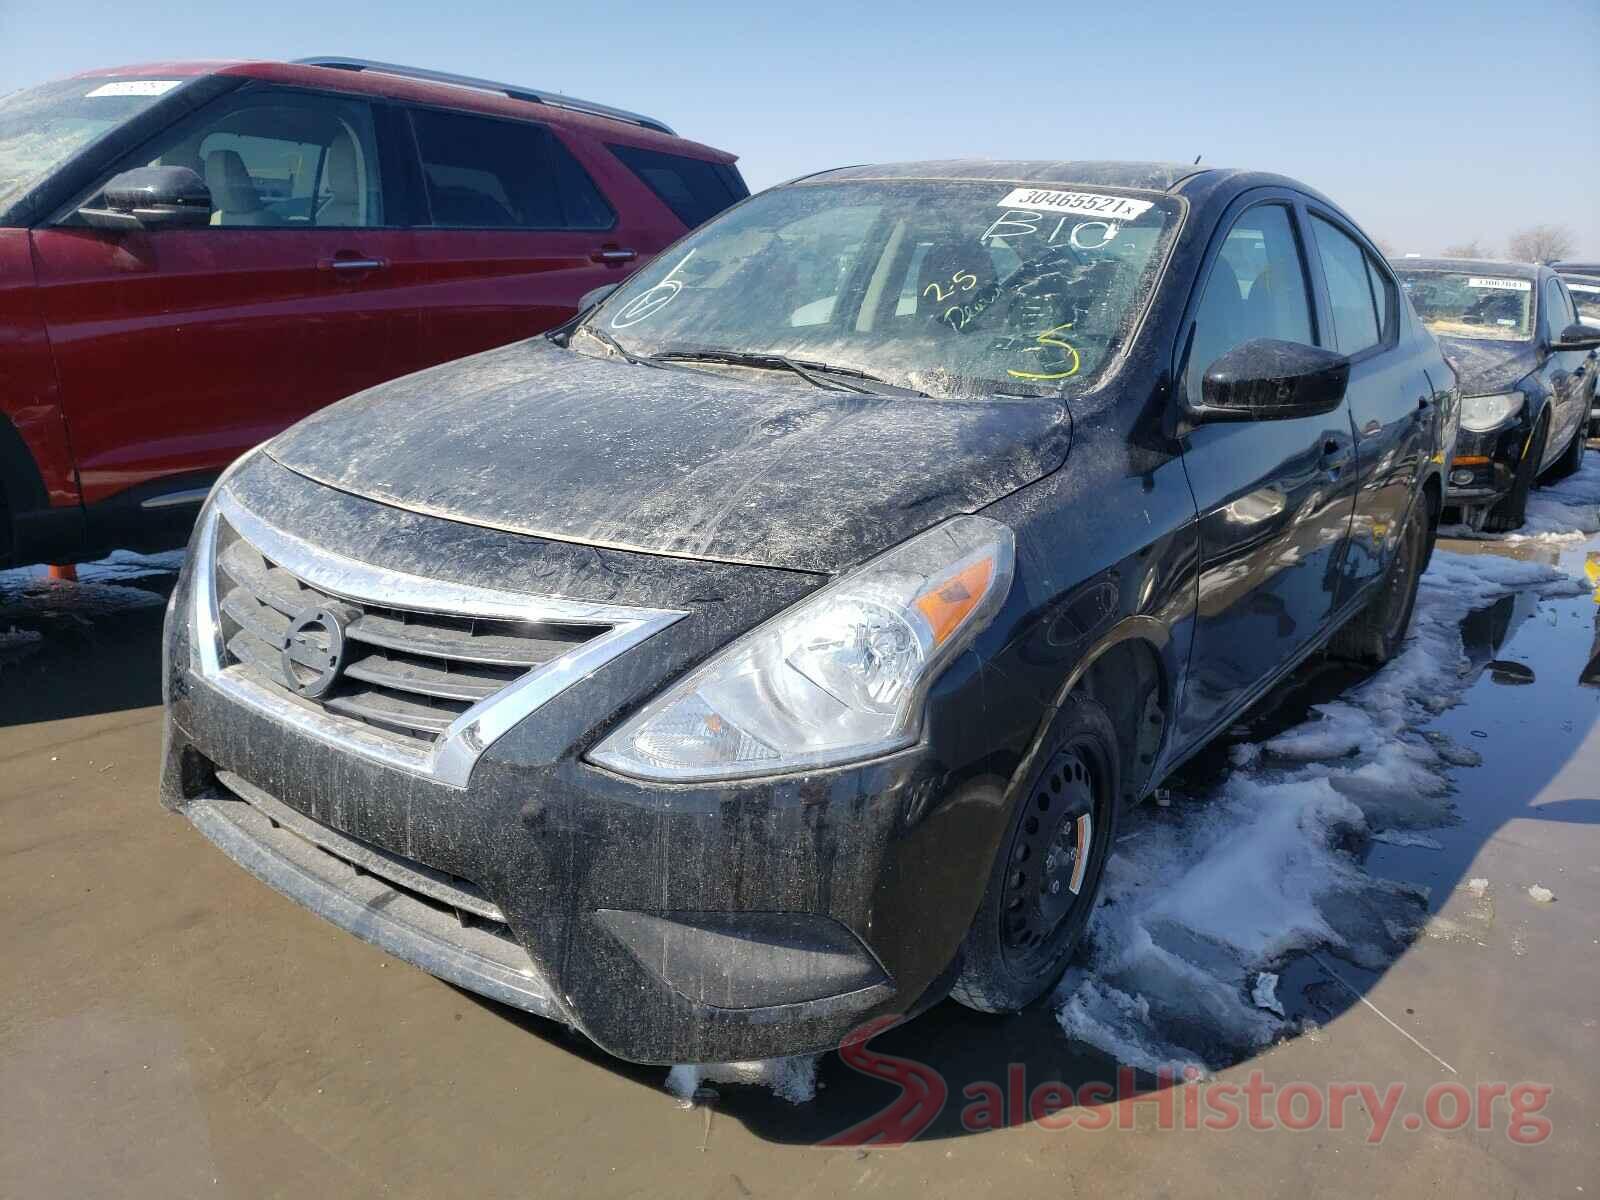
[90,88,386,227]
[1311,216,1382,354]
[409,109,613,230]
[607,143,748,228]
[1365,254,1397,341]
[1187,203,1315,401]
[1543,277,1575,338]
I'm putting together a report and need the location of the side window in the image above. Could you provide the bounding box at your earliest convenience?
[606,143,749,228]
[1186,204,1315,402]
[409,109,613,230]
[91,88,385,228]
[1310,216,1381,354]
[1543,278,1574,338]
[1365,254,1398,341]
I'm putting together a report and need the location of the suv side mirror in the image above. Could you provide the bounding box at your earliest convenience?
[79,166,212,231]
[1190,338,1351,423]
[1552,322,1600,351]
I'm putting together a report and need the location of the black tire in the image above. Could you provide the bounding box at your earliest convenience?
[1329,494,1428,665]
[1545,415,1586,482]
[1483,413,1549,533]
[951,697,1120,1014]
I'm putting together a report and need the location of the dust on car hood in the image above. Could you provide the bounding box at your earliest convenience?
[1436,336,1539,397]
[264,338,1070,574]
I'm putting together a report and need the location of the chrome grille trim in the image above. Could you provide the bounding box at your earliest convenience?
[194,488,686,787]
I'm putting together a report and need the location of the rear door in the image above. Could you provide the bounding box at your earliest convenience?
[30,84,417,508]
[1175,196,1359,748]
[1303,209,1432,605]
[399,106,670,364]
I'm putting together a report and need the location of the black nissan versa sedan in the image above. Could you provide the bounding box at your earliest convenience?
[161,161,1455,1065]
[1393,259,1598,530]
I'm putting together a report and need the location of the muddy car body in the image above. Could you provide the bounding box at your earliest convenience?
[162,161,1454,1064]
[1394,259,1598,529]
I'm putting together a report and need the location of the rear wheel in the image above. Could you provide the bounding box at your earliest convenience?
[1546,415,1586,481]
[1330,494,1427,666]
[951,697,1119,1014]
[1484,413,1549,533]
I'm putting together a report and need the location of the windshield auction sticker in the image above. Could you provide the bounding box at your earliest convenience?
[1467,277,1532,291]
[996,188,1154,221]
[85,80,181,98]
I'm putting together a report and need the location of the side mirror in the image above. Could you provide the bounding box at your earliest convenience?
[78,166,212,231]
[577,283,620,313]
[1191,338,1351,423]
[1552,322,1600,351]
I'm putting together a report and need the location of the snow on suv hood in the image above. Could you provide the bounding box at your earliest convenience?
[265,338,1070,574]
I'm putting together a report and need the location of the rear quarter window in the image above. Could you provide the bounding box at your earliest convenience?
[607,143,748,228]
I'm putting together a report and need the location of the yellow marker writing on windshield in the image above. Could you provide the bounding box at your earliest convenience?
[1007,323,1082,381]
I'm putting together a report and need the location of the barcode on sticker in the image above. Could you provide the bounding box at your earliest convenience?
[996,188,1153,221]
[86,80,180,98]
[1467,277,1531,292]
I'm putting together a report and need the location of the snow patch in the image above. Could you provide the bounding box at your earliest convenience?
[1054,539,1574,1070]
[665,1055,819,1105]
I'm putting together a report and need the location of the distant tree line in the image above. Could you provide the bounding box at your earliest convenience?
[1381,224,1579,263]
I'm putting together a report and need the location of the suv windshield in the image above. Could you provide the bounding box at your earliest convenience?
[579,179,1183,399]
[0,77,183,219]
[1395,269,1534,341]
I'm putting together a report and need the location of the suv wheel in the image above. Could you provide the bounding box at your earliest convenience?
[1330,496,1427,666]
[951,697,1119,1014]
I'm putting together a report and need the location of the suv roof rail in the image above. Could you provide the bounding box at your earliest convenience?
[294,57,677,135]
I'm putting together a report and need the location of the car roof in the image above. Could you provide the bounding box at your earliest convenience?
[67,60,738,163]
[802,159,1351,211]
[1391,257,1544,279]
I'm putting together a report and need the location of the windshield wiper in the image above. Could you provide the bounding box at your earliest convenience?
[654,350,919,395]
[574,324,664,369]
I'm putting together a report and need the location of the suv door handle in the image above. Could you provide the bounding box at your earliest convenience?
[590,246,638,264]
[319,256,387,274]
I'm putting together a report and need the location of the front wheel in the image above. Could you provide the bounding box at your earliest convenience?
[1546,414,1586,482]
[1330,494,1428,665]
[1484,413,1549,533]
[950,697,1120,1014]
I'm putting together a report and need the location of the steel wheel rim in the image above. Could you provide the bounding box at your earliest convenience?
[999,743,1100,975]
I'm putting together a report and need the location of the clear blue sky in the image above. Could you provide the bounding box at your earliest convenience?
[3,0,1596,256]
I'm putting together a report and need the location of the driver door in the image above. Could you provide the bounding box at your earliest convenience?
[1173,197,1360,747]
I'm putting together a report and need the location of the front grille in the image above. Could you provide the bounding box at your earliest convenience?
[213,517,608,747]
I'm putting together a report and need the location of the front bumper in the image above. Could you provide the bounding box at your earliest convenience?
[161,457,1029,1064]
[1444,421,1528,506]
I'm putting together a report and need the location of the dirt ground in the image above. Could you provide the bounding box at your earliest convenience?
[2,526,1597,1199]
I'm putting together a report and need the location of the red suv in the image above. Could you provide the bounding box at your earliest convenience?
[0,57,747,568]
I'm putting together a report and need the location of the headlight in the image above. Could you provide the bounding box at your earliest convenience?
[1459,391,1524,432]
[588,516,1015,781]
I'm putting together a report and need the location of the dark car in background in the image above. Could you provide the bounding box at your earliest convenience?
[161,160,1453,1065]
[1394,259,1597,530]
[0,57,747,570]
[1556,270,1600,434]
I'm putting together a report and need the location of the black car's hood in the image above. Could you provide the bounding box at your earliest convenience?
[1437,336,1540,396]
[265,338,1070,574]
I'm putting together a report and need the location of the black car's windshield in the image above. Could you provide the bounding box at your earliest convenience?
[1395,269,1534,341]
[577,179,1183,399]
[0,77,183,219]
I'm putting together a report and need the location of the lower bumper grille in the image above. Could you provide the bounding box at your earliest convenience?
[188,771,562,1021]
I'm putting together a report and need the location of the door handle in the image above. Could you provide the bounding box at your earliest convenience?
[319,256,387,273]
[590,246,638,264]
[1321,436,1353,476]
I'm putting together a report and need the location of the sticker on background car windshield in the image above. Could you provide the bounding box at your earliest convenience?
[1467,276,1532,291]
[84,80,181,98]
[995,188,1154,221]
[1570,284,1600,295]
